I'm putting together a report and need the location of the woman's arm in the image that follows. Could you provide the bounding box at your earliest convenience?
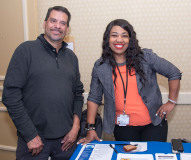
[156,79,180,119]
[77,101,102,145]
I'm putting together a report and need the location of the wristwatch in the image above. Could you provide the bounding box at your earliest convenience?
[85,123,96,131]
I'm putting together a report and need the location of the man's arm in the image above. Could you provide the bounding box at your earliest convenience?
[72,57,84,120]
[61,55,84,151]
[61,114,80,151]
[2,44,39,143]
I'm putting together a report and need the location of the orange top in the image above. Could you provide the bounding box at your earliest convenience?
[113,64,151,126]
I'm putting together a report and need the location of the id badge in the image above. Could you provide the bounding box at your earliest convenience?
[117,114,130,126]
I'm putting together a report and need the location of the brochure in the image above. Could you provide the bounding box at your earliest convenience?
[155,153,177,160]
[117,153,154,160]
[75,144,113,160]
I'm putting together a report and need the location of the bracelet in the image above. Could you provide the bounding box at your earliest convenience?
[86,127,96,131]
[85,123,96,131]
[168,98,177,104]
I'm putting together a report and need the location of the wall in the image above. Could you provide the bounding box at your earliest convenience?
[0,0,24,75]
[37,0,191,141]
[0,0,191,159]
[37,0,191,93]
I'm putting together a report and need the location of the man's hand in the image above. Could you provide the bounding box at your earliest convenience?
[61,127,79,151]
[77,130,102,145]
[27,135,44,156]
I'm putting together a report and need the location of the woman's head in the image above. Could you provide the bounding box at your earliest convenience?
[102,19,139,57]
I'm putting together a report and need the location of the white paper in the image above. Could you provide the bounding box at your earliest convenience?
[130,142,147,152]
[89,144,113,160]
[117,153,154,160]
[66,42,74,51]
[180,153,191,160]
[155,153,177,160]
[75,144,113,160]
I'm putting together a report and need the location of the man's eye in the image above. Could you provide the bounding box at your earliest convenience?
[50,19,56,23]
[111,35,117,37]
[60,22,66,26]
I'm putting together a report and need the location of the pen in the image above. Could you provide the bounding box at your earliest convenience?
[109,144,119,154]
[116,144,138,146]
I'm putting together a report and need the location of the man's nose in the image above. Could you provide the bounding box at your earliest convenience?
[55,22,61,28]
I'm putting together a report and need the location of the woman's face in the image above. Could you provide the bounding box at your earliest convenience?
[109,25,130,57]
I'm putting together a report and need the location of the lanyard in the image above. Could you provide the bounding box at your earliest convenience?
[115,63,128,114]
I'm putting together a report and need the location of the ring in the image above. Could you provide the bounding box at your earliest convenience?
[163,112,166,115]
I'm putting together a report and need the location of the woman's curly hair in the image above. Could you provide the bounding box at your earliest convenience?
[100,19,146,86]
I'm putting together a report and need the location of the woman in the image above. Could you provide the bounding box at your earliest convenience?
[78,19,181,143]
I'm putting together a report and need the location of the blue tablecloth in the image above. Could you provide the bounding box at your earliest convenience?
[70,141,191,160]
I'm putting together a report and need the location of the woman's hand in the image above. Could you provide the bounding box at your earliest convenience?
[156,101,176,120]
[77,130,102,145]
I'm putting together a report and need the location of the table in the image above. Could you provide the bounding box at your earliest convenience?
[70,141,191,160]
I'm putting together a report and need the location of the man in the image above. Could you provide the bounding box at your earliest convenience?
[2,6,84,160]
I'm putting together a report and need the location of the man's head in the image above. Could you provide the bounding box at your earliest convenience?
[45,6,71,26]
[43,6,71,43]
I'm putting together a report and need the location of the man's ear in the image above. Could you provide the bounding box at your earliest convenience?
[43,21,46,29]
[66,27,70,35]
[66,27,70,34]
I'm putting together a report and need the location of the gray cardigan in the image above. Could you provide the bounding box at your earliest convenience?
[87,49,182,135]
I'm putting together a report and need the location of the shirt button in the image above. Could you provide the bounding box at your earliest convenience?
[143,96,147,103]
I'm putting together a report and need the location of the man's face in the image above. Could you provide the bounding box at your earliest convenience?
[43,10,69,43]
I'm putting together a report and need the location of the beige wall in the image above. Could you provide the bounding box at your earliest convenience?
[0,0,191,159]
[0,0,24,75]
[37,0,191,93]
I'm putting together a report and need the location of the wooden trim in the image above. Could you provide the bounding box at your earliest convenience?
[0,107,7,111]
[83,92,191,105]
[0,145,16,152]
[0,76,5,81]
[0,92,191,106]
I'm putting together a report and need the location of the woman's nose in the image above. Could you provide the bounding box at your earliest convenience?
[116,36,123,42]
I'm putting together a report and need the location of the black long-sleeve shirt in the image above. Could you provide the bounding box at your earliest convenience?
[2,34,84,142]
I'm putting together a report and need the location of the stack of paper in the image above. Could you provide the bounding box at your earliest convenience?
[180,153,191,160]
